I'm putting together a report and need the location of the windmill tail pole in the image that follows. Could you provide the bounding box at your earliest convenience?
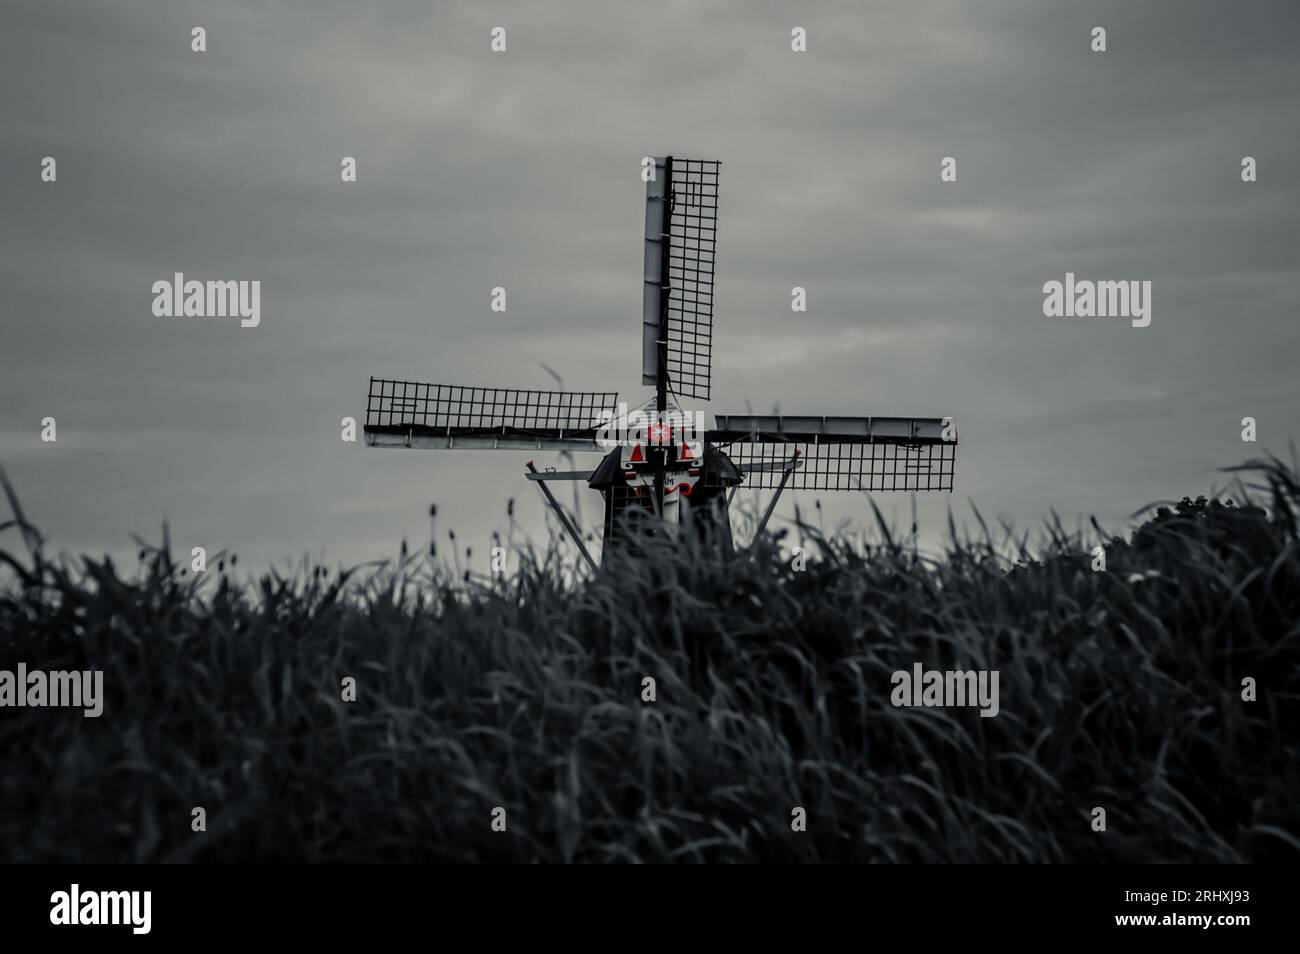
[526,461,598,573]
[751,450,801,547]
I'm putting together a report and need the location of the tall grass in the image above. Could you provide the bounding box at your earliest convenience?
[0,458,1297,863]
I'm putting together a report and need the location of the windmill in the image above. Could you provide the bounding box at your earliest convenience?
[363,156,957,569]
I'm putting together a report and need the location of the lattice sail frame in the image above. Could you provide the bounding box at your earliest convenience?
[364,377,618,451]
[716,441,956,491]
[705,414,957,492]
[666,159,719,400]
[642,157,720,402]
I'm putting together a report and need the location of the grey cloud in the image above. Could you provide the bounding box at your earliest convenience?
[1,0,1296,571]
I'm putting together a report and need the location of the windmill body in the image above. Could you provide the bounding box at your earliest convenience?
[363,156,958,565]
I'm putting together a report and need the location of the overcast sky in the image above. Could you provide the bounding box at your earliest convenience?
[2,0,1297,575]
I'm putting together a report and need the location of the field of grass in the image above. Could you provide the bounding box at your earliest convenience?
[1,458,1297,863]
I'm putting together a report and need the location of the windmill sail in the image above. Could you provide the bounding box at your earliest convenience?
[705,414,956,491]
[364,377,619,452]
[642,157,720,401]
